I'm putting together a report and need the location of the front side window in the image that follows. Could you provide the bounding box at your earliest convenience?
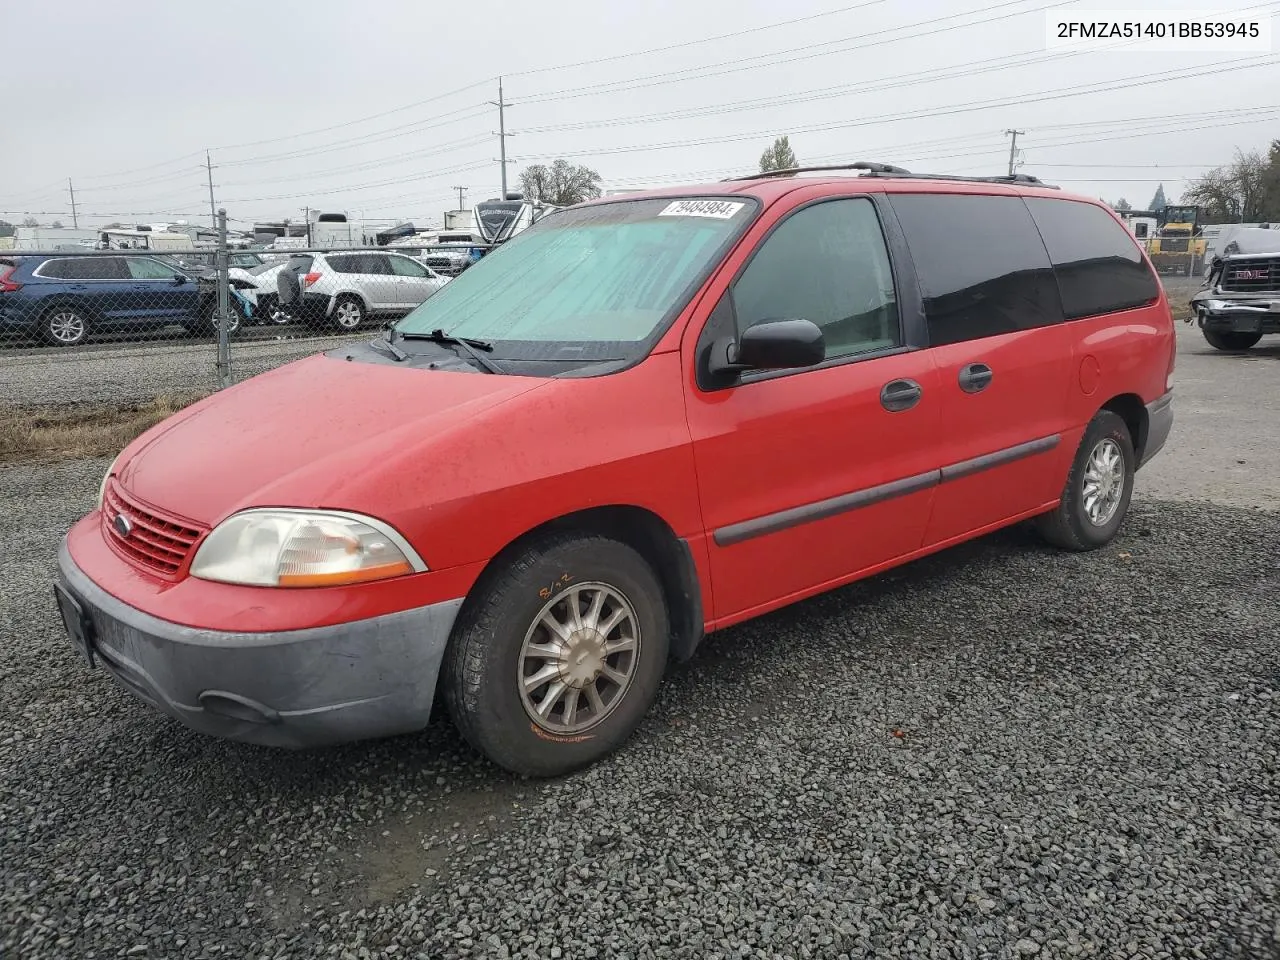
[889,193,1064,346]
[395,196,757,363]
[732,198,900,360]
[126,257,179,280]
[388,255,428,278]
[1023,197,1159,320]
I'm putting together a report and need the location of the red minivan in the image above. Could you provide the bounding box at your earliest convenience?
[55,165,1175,776]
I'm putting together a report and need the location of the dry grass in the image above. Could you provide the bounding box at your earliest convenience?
[0,393,209,465]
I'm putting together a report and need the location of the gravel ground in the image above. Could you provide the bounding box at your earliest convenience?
[3,289,1279,958]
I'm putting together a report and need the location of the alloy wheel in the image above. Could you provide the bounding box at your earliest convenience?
[517,581,642,735]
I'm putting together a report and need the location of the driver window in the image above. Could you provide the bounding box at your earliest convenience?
[388,255,427,278]
[731,198,900,360]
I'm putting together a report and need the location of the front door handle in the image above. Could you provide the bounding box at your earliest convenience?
[880,378,922,412]
[958,362,993,393]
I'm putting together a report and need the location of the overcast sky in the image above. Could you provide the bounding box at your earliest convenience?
[3,0,1277,230]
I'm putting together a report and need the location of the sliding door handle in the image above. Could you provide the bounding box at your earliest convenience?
[958,363,993,393]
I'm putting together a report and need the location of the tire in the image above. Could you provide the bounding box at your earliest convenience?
[331,295,365,330]
[1035,410,1135,552]
[200,298,243,336]
[442,533,670,777]
[41,305,89,347]
[1203,329,1261,351]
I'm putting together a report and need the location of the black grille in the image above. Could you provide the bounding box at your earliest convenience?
[1219,257,1280,293]
[1162,238,1189,253]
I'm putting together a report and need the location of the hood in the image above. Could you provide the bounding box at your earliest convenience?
[116,353,546,525]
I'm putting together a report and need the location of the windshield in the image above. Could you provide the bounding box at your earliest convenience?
[394,196,756,364]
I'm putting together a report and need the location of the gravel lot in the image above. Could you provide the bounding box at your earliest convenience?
[2,302,1278,959]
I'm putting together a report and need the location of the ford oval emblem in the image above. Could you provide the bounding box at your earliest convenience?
[112,513,133,538]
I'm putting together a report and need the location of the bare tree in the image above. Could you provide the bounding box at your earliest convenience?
[20,217,40,228]
[759,136,798,173]
[519,160,603,206]
[1113,198,1132,211]
[50,220,64,229]
[1184,149,1271,222]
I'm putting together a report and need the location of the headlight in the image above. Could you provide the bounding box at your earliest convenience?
[189,509,426,588]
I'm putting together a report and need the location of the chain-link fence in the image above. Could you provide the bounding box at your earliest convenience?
[0,211,489,407]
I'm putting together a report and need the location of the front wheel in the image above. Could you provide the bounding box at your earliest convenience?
[200,298,243,336]
[442,533,670,777]
[1035,410,1135,551]
[1203,329,1261,351]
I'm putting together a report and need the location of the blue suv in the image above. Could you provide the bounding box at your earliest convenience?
[0,254,247,346]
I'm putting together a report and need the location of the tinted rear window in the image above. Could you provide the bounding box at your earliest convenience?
[38,257,126,280]
[1023,198,1159,319]
[889,193,1064,346]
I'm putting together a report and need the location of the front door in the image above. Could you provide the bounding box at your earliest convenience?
[124,256,198,324]
[386,253,437,311]
[886,192,1075,546]
[683,196,942,622]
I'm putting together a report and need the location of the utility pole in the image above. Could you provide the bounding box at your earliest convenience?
[452,185,468,209]
[490,78,512,199]
[303,206,311,245]
[67,179,78,229]
[206,151,218,229]
[1004,129,1025,177]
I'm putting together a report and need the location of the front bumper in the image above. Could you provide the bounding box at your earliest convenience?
[1192,295,1280,334]
[57,540,463,748]
[1140,391,1173,469]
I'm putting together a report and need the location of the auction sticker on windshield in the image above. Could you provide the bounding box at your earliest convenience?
[658,199,746,219]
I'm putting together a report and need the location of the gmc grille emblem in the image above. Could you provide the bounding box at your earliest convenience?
[112,513,133,538]
[1234,269,1268,280]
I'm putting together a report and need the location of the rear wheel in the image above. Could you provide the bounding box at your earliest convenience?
[1036,410,1135,552]
[332,295,365,330]
[1203,329,1261,351]
[442,533,670,777]
[41,305,89,346]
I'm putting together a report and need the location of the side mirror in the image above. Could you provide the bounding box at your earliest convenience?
[172,274,187,285]
[708,318,825,376]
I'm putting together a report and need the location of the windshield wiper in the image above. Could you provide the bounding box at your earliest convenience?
[370,330,408,362]
[397,328,504,374]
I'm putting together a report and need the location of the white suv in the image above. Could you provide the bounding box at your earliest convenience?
[272,251,450,330]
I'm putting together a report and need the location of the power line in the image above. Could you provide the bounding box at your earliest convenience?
[506,56,1279,161]
[505,0,892,78]
[515,0,1072,104]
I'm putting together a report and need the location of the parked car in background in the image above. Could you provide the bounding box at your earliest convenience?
[389,232,485,276]
[1191,227,1280,351]
[56,166,1174,777]
[273,251,450,329]
[0,253,248,345]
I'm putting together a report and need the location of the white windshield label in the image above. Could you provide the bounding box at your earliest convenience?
[657,199,745,219]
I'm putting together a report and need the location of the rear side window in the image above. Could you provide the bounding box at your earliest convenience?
[1023,198,1159,319]
[889,194,1064,346]
[38,257,127,280]
[327,254,390,275]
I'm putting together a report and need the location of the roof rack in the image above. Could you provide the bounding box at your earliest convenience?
[725,163,1058,189]
[725,161,911,181]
